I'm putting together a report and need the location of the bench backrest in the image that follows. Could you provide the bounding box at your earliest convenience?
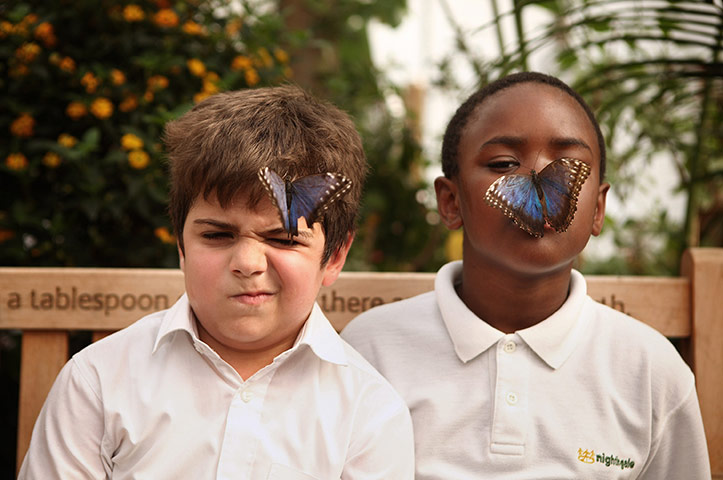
[1,248,721,476]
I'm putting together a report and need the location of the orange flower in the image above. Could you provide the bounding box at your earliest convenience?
[274,48,289,64]
[34,22,56,47]
[225,18,242,36]
[257,47,273,68]
[15,42,41,63]
[22,14,39,26]
[121,133,144,150]
[90,98,114,119]
[123,5,145,22]
[231,55,252,71]
[0,21,13,39]
[143,90,154,103]
[182,21,204,35]
[119,94,139,112]
[186,58,206,77]
[154,227,175,244]
[128,150,150,169]
[5,153,29,171]
[110,68,126,86]
[59,56,76,73]
[10,114,34,137]
[202,78,219,95]
[57,134,78,148]
[10,64,30,77]
[66,102,87,120]
[147,75,169,91]
[153,9,179,28]
[0,229,15,243]
[244,68,259,86]
[193,91,211,103]
[81,72,100,93]
[42,152,62,168]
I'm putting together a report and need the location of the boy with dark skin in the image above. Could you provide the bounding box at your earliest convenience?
[343,72,710,478]
[19,85,414,479]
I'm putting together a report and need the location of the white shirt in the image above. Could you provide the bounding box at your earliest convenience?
[19,295,414,480]
[342,261,711,479]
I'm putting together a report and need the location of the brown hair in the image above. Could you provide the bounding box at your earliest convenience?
[164,85,368,264]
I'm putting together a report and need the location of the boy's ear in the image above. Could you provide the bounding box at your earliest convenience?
[177,241,185,271]
[321,233,354,287]
[434,176,463,229]
[591,182,610,236]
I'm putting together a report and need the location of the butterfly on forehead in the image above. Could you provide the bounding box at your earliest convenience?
[483,157,591,238]
[258,167,352,237]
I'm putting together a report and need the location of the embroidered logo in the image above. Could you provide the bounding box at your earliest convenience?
[577,448,635,470]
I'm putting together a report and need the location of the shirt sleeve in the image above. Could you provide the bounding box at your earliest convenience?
[17,358,108,479]
[342,389,415,480]
[637,385,711,479]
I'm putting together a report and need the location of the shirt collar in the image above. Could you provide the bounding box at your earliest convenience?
[435,261,588,369]
[153,295,347,366]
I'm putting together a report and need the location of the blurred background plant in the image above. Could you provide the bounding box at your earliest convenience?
[1,0,445,272]
[433,0,722,275]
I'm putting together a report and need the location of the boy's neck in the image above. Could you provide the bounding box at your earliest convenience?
[457,262,573,334]
[196,322,299,381]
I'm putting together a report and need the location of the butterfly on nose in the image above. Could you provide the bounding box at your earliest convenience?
[483,157,591,238]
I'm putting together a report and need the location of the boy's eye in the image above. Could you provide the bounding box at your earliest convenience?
[267,236,301,247]
[202,231,233,240]
[487,158,520,173]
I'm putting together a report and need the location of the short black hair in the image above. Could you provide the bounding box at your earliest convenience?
[441,71,606,179]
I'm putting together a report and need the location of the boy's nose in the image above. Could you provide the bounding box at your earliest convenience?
[230,239,267,277]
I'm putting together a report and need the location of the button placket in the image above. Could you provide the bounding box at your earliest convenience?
[490,335,529,455]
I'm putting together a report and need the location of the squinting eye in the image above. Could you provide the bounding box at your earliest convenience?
[202,232,233,240]
[268,237,299,247]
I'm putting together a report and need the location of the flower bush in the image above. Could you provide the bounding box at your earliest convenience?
[0,1,292,266]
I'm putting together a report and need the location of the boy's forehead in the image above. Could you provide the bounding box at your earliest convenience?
[467,83,601,159]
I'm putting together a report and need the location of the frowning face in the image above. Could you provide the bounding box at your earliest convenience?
[179,192,347,363]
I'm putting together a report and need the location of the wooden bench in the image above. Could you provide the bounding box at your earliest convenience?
[2,247,721,476]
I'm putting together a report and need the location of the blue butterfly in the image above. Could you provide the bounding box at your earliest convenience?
[258,167,352,236]
[484,157,591,237]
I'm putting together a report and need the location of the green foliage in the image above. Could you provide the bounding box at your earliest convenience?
[1,0,446,272]
[1,0,293,267]
[435,0,723,275]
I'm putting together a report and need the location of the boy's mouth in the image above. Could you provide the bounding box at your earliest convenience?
[231,291,274,306]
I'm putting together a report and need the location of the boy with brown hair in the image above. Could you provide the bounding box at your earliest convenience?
[342,72,710,478]
[19,85,414,479]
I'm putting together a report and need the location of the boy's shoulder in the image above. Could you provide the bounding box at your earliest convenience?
[343,290,438,336]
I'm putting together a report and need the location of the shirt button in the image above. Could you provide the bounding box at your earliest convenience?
[506,392,518,405]
[503,341,517,353]
[241,390,253,403]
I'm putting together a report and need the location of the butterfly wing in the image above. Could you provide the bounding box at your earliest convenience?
[258,167,291,232]
[484,174,546,237]
[288,173,352,233]
[537,158,591,233]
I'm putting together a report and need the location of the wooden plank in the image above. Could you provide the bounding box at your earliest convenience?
[683,248,723,476]
[16,331,68,473]
[0,268,689,335]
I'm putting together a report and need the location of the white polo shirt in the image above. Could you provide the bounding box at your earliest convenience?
[342,261,710,479]
[19,294,414,480]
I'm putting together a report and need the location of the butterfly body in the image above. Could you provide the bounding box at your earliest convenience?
[259,167,352,236]
[484,158,591,238]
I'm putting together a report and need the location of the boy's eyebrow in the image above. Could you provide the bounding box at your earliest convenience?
[550,136,592,152]
[480,135,526,150]
[193,218,238,231]
[263,227,315,239]
[480,135,593,153]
